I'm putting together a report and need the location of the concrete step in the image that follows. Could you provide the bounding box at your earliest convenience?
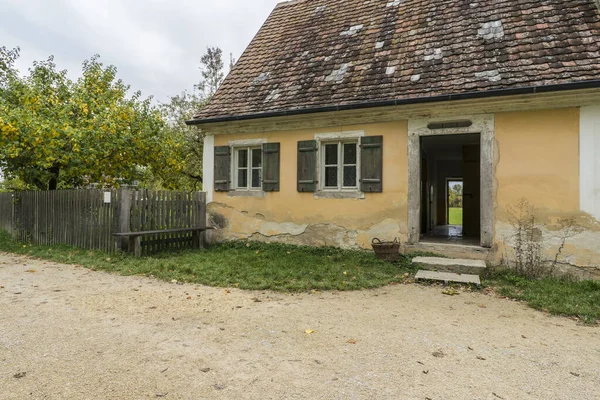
[404,242,492,262]
[412,256,487,275]
[415,270,481,286]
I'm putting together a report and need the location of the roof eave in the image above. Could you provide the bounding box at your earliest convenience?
[185,79,600,126]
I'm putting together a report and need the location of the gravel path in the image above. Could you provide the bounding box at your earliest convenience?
[0,252,598,399]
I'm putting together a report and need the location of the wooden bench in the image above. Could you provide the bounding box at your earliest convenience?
[113,227,214,257]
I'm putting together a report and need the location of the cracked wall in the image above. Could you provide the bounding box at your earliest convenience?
[494,108,600,279]
[210,121,408,250]
[207,108,600,278]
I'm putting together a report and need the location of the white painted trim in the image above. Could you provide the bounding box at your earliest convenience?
[203,135,215,203]
[314,130,364,140]
[227,138,267,146]
[580,105,600,220]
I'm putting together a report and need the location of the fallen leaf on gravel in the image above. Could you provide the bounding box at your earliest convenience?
[346,339,357,344]
[305,329,315,334]
[442,289,460,296]
[251,298,262,302]
[570,372,580,377]
[201,368,211,373]
[170,280,178,284]
[423,370,429,374]
[155,393,168,397]
[25,269,36,273]
[477,356,486,360]
[478,304,487,308]
[521,335,527,339]
[224,290,231,294]
[13,372,26,379]
[187,296,192,300]
[213,384,225,390]
[432,350,445,358]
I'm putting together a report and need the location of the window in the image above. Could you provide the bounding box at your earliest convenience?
[234,147,262,190]
[321,141,358,190]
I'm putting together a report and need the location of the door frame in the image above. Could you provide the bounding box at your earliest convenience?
[407,114,495,248]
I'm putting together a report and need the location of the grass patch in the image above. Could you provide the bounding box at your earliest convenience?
[448,207,463,225]
[1,231,598,324]
[0,230,416,292]
[485,269,600,324]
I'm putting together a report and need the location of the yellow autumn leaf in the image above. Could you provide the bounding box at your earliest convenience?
[304,329,315,334]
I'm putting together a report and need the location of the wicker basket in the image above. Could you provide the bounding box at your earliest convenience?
[371,238,400,262]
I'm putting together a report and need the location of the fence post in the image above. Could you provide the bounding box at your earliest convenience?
[193,191,206,249]
[116,187,132,252]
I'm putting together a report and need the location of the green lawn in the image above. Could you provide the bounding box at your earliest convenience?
[1,230,598,324]
[0,230,418,292]
[449,207,463,225]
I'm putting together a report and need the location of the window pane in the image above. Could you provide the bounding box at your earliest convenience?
[252,148,262,168]
[325,144,338,165]
[252,168,262,188]
[343,143,357,164]
[343,166,357,187]
[237,149,248,168]
[237,168,248,188]
[325,166,338,187]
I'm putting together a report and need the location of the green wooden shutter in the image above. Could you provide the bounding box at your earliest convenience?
[297,140,317,192]
[360,136,383,193]
[214,146,231,192]
[262,142,280,192]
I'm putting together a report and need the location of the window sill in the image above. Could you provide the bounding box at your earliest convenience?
[227,190,266,198]
[314,190,365,199]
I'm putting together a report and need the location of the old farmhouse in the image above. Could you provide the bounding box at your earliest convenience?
[187,0,600,278]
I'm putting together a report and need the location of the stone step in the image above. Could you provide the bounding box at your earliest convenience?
[412,256,487,275]
[415,270,481,286]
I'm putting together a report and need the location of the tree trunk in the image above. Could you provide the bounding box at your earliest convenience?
[48,165,60,190]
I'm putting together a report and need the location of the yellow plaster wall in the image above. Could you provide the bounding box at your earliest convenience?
[212,121,408,248]
[495,108,580,214]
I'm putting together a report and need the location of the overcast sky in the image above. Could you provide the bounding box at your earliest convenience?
[0,0,282,103]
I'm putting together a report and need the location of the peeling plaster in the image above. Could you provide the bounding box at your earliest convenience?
[496,221,600,279]
[208,204,402,250]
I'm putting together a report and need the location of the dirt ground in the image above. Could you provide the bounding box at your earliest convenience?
[0,253,598,400]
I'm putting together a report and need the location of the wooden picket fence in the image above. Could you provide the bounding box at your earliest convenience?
[0,189,207,255]
[0,192,15,235]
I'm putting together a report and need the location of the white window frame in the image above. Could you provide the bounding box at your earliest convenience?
[314,131,364,196]
[233,146,262,191]
[320,140,360,191]
[228,138,267,194]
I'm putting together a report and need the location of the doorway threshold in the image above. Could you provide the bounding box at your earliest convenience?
[404,241,493,262]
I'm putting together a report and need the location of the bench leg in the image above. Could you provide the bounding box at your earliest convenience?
[129,236,142,257]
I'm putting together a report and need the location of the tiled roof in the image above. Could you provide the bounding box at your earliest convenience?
[192,0,600,122]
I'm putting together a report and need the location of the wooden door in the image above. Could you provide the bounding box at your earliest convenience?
[462,144,480,238]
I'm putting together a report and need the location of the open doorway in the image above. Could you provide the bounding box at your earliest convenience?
[419,134,480,245]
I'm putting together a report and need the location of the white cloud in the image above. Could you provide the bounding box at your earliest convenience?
[0,0,281,102]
